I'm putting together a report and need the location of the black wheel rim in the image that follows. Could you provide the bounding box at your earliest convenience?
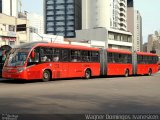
[43,71,50,81]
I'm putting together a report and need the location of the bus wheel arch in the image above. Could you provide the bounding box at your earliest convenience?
[42,69,52,82]
[125,69,129,77]
[148,68,152,76]
[84,68,92,79]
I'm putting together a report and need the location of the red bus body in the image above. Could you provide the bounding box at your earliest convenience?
[106,49,132,76]
[3,43,100,80]
[136,52,159,75]
[2,42,159,81]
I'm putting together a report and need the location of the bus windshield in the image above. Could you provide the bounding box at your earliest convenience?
[5,48,30,67]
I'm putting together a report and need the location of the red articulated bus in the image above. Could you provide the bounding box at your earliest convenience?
[2,41,159,81]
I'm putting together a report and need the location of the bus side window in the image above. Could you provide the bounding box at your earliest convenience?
[27,48,40,66]
[61,49,69,62]
[82,51,90,62]
[114,53,119,63]
[91,51,99,62]
[40,47,52,62]
[138,55,142,64]
[71,50,81,62]
[108,52,113,63]
[53,48,61,62]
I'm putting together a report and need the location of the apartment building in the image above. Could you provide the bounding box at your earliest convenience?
[82,0,127,31]
[76,0,132,50]
[44,0,82,38]
[127,0,142,51]
[0,13,29,46]
[147,31,160,56]
[76,28,132,51]
[0,0,18,17]
[27,13,44,34]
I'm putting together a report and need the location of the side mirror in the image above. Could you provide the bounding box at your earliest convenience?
[31,51,35,58]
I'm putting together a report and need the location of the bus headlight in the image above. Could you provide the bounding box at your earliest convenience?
[17,68,25,73]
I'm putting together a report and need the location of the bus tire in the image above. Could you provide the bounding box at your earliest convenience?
[85,69,91,79]
[148,69,152,76]
[42,70,51,82]
[125,69,129,77]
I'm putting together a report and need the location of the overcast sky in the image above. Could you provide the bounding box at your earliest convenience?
[22,0,160,43]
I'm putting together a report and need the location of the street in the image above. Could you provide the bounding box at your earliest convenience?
[0,72,160,114]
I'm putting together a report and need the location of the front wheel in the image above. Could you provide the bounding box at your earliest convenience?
[42,70,51,82]
[84,69,91,79]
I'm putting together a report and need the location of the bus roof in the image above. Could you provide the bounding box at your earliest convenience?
[13,41,99,51]
[136,52,158,56]
[106,48,131,54]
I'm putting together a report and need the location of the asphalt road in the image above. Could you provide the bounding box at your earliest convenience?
[0,72,160,114]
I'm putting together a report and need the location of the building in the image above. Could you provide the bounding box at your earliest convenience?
[147,31,160,56]
[0,13,29,46]
[143,42,147,52]
[82,0,127,31]
[44,0,82,38]
[76,28,132,51]
[127,0,133,7]
[127,1,142,51]
[0,0,18,17]
[27,13,44,34]
[78,0,132,51]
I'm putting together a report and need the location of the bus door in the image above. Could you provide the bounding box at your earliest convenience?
[27,48,41,79]
[52,49,69,78]
[107,52,118,75]
[58,49,69,78]
[52,48,61,78]
[69,50,83,77]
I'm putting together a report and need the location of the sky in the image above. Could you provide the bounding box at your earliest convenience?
[21,0,160,43]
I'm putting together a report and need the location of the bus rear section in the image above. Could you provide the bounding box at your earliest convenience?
[100,49,133,77]
[133,52,159,75]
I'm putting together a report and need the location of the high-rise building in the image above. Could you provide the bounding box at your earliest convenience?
[127,1,142,51]
[0,0,2,13]
[44,0,82,38]
[27,13,44,34]
[135,10,142,51]
[82,0,127,31]
[147,31,160,56]
[119,0,127,31]
[0,0,18,17]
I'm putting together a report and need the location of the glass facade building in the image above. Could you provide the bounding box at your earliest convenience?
[44,0,82,38]
[0,0,2,13]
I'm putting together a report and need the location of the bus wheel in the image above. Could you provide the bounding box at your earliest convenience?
[85,69,91,79]
[42,70,51,82]
[125,70,129,77]
[148,69,152,76]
